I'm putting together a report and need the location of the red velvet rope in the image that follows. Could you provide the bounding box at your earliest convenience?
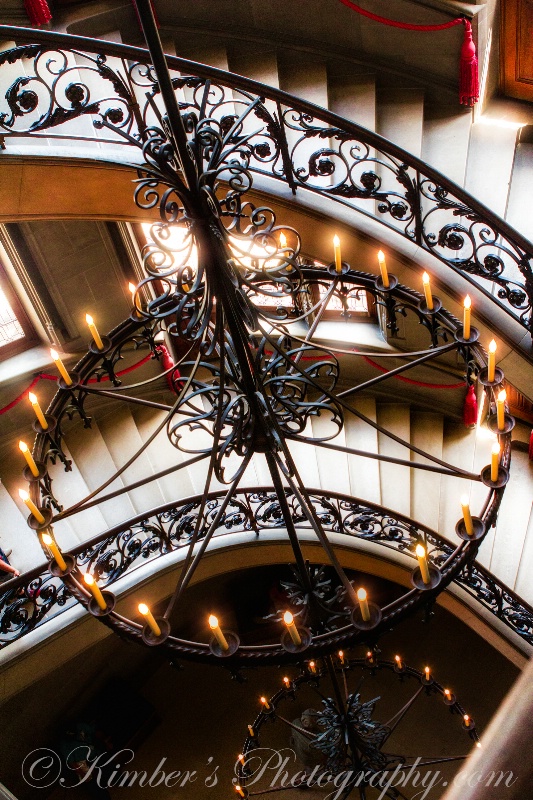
[336,0,464,31]
[0,352,154,416]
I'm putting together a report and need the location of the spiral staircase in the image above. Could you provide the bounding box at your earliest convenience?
[0,0,532,680]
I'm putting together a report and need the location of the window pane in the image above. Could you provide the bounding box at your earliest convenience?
[317,283,368,313]
[0,286,25,348]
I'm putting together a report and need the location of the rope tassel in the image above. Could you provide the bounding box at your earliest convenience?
[463,384,478,428]
[24,0,52,26]
[460,21,479,106]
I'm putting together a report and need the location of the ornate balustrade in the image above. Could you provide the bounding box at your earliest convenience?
[0,25,532,335]
[1,488,531,652]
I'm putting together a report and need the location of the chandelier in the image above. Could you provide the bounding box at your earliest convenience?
[12,0,514,667]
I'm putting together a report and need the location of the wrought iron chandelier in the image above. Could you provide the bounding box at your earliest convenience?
[10,0,515,667]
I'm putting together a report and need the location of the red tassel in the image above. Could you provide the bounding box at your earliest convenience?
[460,20,479,106]
[24,0,52,26]
[156,345,181,394]
[463,384,478,427]
[529,430,533,461]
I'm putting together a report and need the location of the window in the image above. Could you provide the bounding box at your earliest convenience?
[0,264,37,358]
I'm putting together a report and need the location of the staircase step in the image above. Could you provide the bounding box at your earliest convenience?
[422,104,472,186]
[438,422,477,543]
[287,419,322,490]
[228,49,280,88]
[131,405,196,504]
[277,52,328,107]
[328,72,376,130]
[344,397,381,505]
[489,450,533,590]
[96,407,165,516]
[65,419,135,527]
[505,138,533,242]
[376,403,411,517]
[310,412,351,496]
[464,120,517,217]
[410,411,443,531]
[376,88,424,158]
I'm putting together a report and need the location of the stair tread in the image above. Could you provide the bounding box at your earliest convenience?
[344,397,381,505]
[376,88,424,158]
[328,73,376,131]
[410,411,443,531]
[422,104,472,186]
[376,403,411,517]
[464,121,517,218]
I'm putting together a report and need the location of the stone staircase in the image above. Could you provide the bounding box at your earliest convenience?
[0,390,531,606]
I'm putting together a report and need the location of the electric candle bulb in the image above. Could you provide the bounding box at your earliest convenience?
[236,786,246,798]
[356,587,371,622]
[138,602,161,637]
[208,614,229,651]
[463,295,471,339]
[487,339,497,382]
[283,676,291,688]
[496,389,507,431]
[18,488,45,524]
[377,250,389,288]
[19,441,40,477]
[422,272,433,310]
[247,725,255,738]
[464,714,471,725]
[28,392,48,430]
[83,572,107,611]
[366,650,374,663]
[42,532,67,571]
[395,655,403,670]
[444,689,451,700]
[86,313,105,351]
[279,232,287,249]
[238,754,245,765]
[50,349,73,386]
[338,650,345,665]
[461,494,474,536]
[308,661,317,674]
[491,441,500,482]
[260,696,271,711]
[333,234,342,274]
[425,666,431,681]
[415,543,431,585]
[283,610,302,646]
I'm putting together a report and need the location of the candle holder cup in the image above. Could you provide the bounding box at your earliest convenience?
[88,590,116,617]
[455,517,486,542]
[394,660,406,676]
[32,415,57,436]
[374,274,398,292]
[477,366,504,388]
[454,326,480,345]
[26,506,54,531]
[23,462,48,483]
[209,630,240,657]
[481,464,509,489]
[351,602,382,631]
[142,617,171,646]
[327,260,350,277]
[58,372,81,391]
[417,296,442,316]
[281,626,312,654]
[48,553,76,577]
[486,413,515,436]
[463,717,476,732]
[443,691,457,707]
[411,565,442,591]
[89,336,112,356]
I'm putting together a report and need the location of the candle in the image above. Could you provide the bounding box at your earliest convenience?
[85,314,105,351]
[235,786,246,798]
[487,339,497,382]
[491,441,500,482]
[496,389,507,431]
[395,655,403,670]
[460,494,474,536]
[463,295,471,339]
[279,232,287,249]
[41,532,67,571]
[283,676,291,688]
[464,714,471,726]
[138,602,161,637]
[283,610,301,646]
[19,441,39,477]
[366,650,374,664]
[260,696,271,711]
[208,614,229,651]
[415,543,431,585]
[128,282,136,305]
[377,250,389,288]
[357,587,371,622]
[238,754,245,766]
[28,392,48,430]
[422,272,433,310]
[18,488,45,524]
[50,349,72,386]
[424,666,431,682]
[83,572,107,611]
[308,661,317,674]
[338,650,345,665]
[333,234,342,274]
[247,725,255,738]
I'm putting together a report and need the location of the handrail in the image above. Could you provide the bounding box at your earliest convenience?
[0,488,531,654]
[0,26,531,335]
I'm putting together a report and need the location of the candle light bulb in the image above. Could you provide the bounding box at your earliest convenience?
[138,603,162,636]
[50,348,73,386]
[378,250,385,263]
[283,610,293,624]
[489,339,497,354]
[19,441,28,453]
[41,533,53,546]
[357,588,367,601]
[84,572,95,586]
[461,494,474,536]
[464,714,470,724]
[333,234,342,273]
[283,676,290,687]
[128,282,136,295]
[425,666,431,680]
[333,235,340,248]
[28,392,48,429]
[422,272,430,286]
[236,786,245,798]
[463,295,471,338]
[487,339,497,382]
[86,314,94,325]
[41,532,67,571]
[18,488,29,501]
[279,232,287,248]
[260,696,270,710]
[238,754,245,764]
[209,614,219,629]
[338,650,344,664]
[422,272,434,310]
[415,543,426,558]
[395,655,402,667]
[464,295,471,310]
[498,389,507,403]
[444,689,451,699]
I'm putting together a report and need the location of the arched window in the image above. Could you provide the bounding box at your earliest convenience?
[0,264,37,358]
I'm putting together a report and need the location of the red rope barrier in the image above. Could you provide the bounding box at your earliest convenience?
[335,1,478,105]
[0,352,154,416]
